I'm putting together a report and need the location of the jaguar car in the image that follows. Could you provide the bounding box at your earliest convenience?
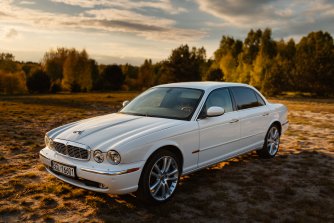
[40,82,288,203]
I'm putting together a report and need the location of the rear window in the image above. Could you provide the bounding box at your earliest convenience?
[230,87,264,110]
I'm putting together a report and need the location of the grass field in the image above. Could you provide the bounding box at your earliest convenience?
[0,93,333,222]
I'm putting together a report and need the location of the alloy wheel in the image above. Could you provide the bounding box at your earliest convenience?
[148,156,179,201]
[267,126,280,156]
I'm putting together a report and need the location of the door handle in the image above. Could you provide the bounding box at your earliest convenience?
[229,119,239,123]
[262,113,269,116]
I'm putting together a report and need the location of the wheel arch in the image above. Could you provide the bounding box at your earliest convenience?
[144,144,184,171]
[269,120,282,134]
[136,144,184,203]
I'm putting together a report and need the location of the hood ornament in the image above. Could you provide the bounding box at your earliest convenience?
[73,130,84,135]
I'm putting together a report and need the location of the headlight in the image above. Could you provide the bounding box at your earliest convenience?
[44,135,55,150]
[44,135,50,147]
[93,150,104,163]
[107,150,121,165]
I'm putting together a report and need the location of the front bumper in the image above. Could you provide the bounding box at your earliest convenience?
[39,148,144,194]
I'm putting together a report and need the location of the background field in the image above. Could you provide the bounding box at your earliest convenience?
[0,93,333,222]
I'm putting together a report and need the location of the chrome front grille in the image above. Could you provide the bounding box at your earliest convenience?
[53,141,89,160]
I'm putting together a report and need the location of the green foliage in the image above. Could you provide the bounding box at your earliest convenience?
[62,49,93,92]
[26,69,51,93]
[262,62,285,96]
[161,44,206,83]
[214,36,242,62]
[205,66,224,81]
[42,48,69,82]
[242,29,262,64]
[21,62,40,76]
[137,59,155,90]
[1,29,333,96]
[99,65,125,91]
[215,28,333,96]
[294,31,334,96]
[89,59,99,91]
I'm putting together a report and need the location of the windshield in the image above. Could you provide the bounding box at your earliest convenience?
[120,87,204,120]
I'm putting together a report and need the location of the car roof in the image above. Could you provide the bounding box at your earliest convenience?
[156,81,249,91]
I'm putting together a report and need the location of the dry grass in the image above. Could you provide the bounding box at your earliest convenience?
[0,93,333,222]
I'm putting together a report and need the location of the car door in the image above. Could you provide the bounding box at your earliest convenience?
[197,88,241,168]
[230,87,270,152]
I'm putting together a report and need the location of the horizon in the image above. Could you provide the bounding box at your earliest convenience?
[1,0,334,65]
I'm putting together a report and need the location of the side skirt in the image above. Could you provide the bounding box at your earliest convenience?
[181,146,262,176]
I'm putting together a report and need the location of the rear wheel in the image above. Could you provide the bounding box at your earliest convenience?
[257,125,280,158]
[137,149,181,203]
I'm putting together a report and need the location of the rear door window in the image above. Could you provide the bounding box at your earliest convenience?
[254,91,266,106]
[231,87,262,110]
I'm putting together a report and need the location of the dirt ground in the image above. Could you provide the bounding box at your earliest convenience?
[0,93,333,223]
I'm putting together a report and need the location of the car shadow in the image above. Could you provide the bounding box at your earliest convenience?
[90,150,333,222]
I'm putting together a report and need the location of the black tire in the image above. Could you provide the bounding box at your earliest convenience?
[136,149,181,204]
[257,124,281,158]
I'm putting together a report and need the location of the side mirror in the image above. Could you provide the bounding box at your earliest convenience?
[206,106,225,117]
[122,100,129,107]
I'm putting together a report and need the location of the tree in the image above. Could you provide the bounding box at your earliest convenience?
[262,61,285,96]
[205,66,224,81]
[26,69,51,93]
[42,48,69,83]
[250,28,277,90]
[62,49,92,92]
[161,45,206,83]
[137,59,155,90]
[242,29,262,64]
[214,36,243,82]
[0,71,26,94]
[275,39,296,91]
[220,52,238,82]
[214,36,242,62]
[99,65,125,91]
[294,31,334,96]
[122,63,139,90]
[89,59,99,90]
[0,53,17,72]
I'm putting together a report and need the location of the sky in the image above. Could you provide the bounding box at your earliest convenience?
[1,0,334,65]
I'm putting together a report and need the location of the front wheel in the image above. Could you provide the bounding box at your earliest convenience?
[257,125,280,158]
[137,149,181,203]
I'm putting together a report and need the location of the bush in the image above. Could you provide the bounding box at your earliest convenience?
[26,69,51,93]
[0,71,27,94]
[99,65,125,91]
[50,83,61,93]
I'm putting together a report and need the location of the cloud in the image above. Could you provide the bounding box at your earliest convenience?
[5,28,19,39]
[0,11,8,17]
[196,0,334,38]
[0,0,204,42]
[50,0,187,14]
[19,0,35,5]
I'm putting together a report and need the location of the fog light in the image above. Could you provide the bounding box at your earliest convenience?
[93,150,104,163]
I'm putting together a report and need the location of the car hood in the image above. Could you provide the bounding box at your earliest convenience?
[49,113,185,151]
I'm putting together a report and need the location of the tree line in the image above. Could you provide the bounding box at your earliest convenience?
[0,29,333,96]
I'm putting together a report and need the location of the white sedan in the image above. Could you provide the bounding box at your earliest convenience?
[40,82,288,203]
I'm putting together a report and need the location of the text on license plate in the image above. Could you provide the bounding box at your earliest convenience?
[52,161,76,177]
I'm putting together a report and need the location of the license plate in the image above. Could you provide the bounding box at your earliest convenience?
[51,161,76,178]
